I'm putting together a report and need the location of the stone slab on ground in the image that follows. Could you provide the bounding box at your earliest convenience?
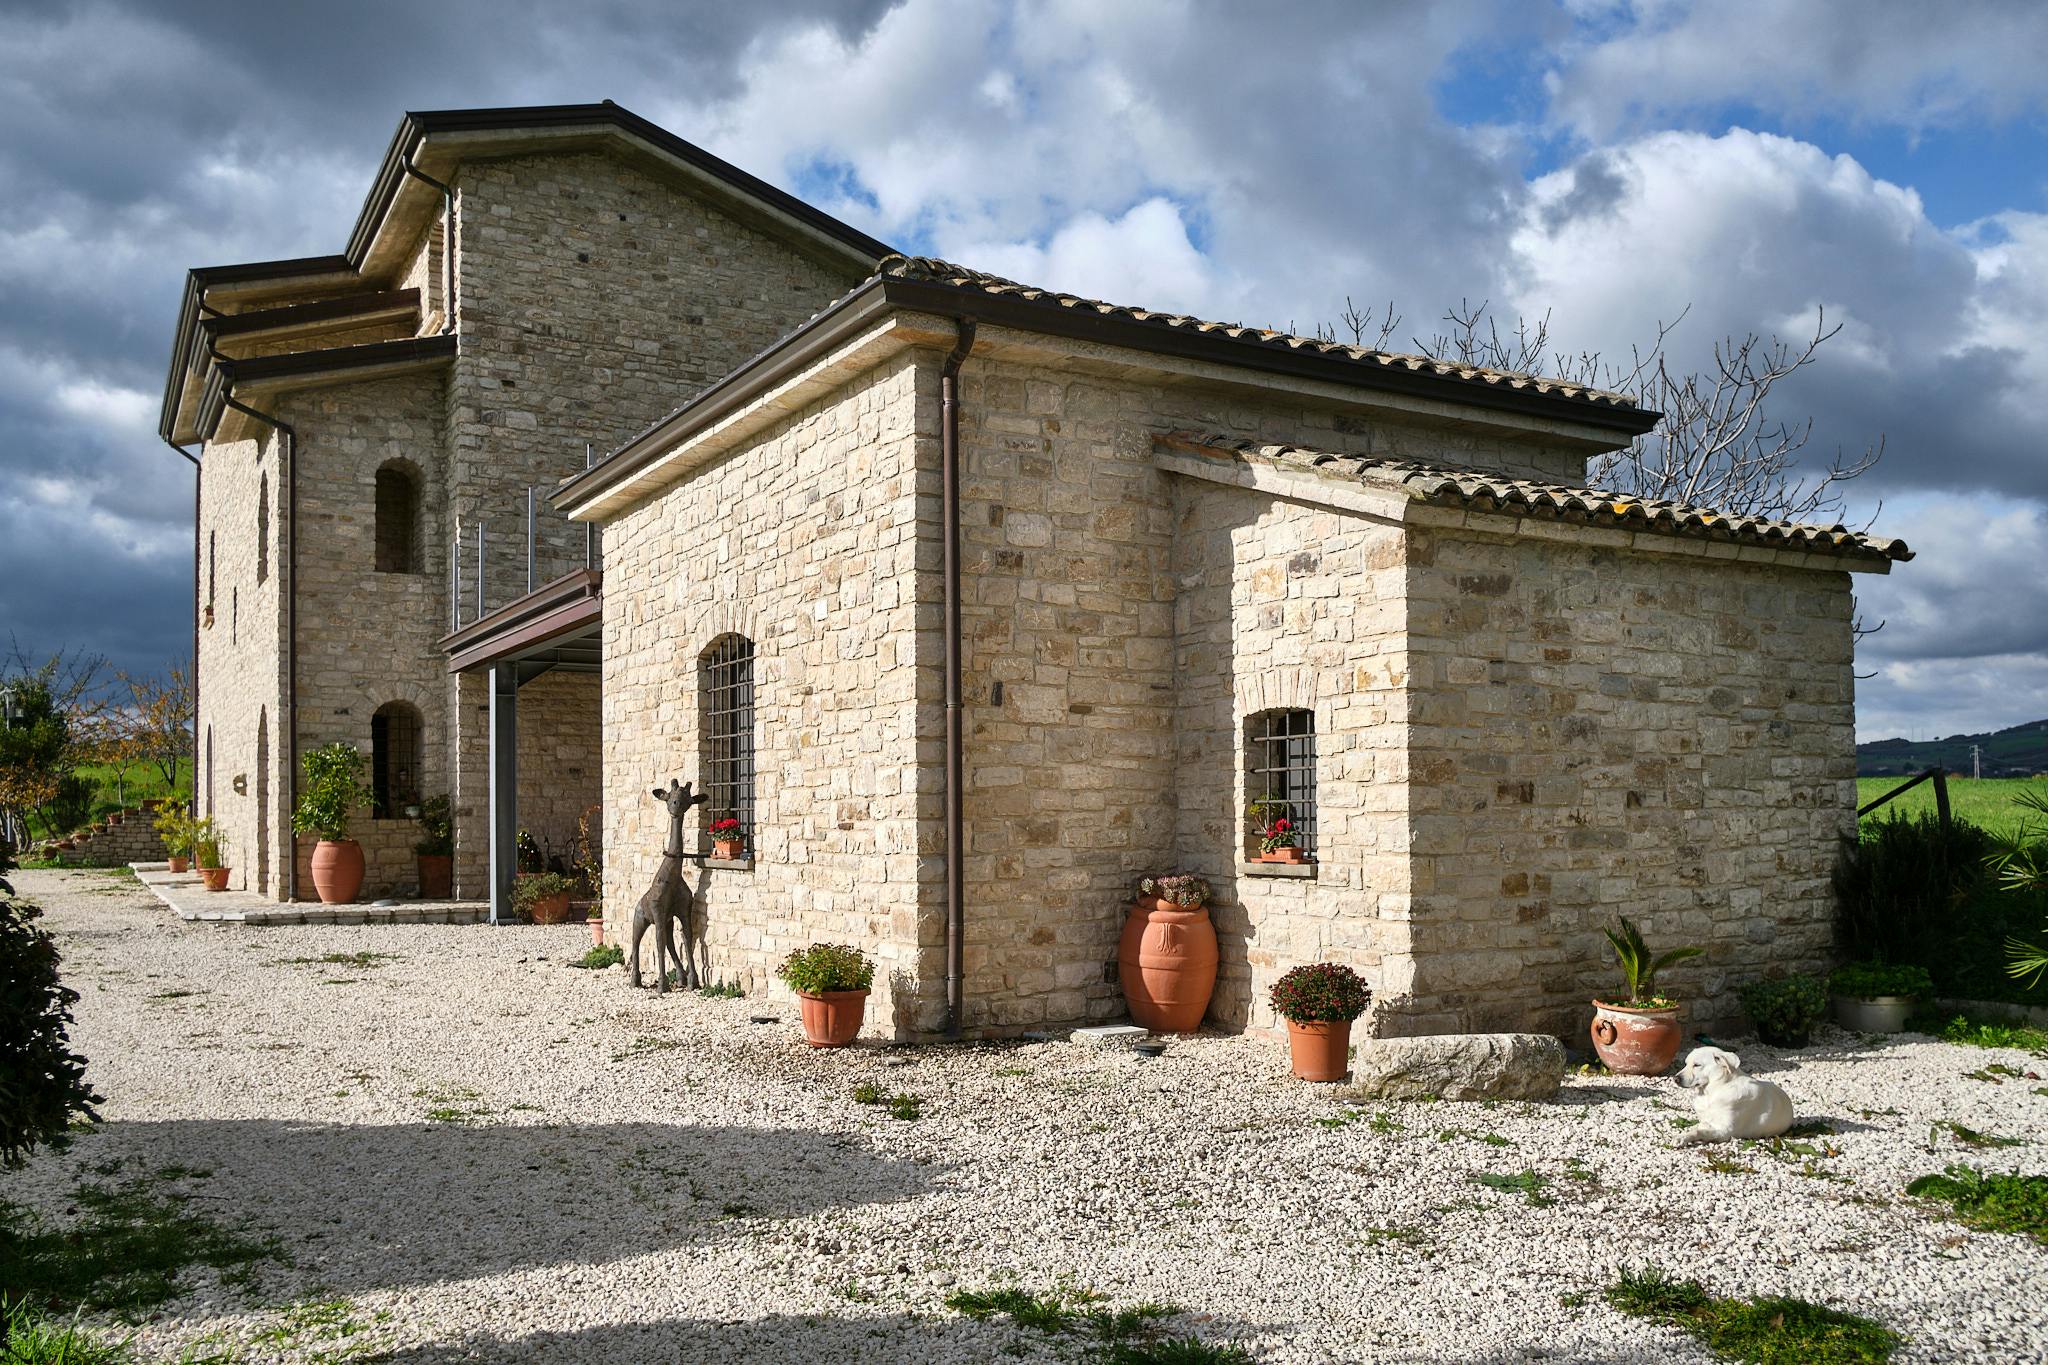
[130,862,486,926]
[1347,1032,1567,1101]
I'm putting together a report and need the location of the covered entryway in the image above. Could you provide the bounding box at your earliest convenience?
[439,569,602,925]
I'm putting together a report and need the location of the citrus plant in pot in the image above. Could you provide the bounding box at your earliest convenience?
[191,820,231,893]
[1738,973,1829,1048]
[1589,917,1702,1075]
[292,742,373,905]
[777,943,873,1048]
[709,814,744,860]
[154,806,194,874]
[1270,962,1373,1082]
[1829,961,1933,1034]
[1119,874,1217,1033]
[514,871,578,925]
[412,794,454,899]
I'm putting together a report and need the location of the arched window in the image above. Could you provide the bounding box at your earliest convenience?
[1247,708,1316,857]
[370,701,424,817]
[374,461,422,574]
[700,635,756,845]
[256,473,269,584]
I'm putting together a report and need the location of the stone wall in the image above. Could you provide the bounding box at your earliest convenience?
[1396,524,1860,1037]
[515,670,601,873]
[597,353,932,1029]
[36,812,168,867]
[293,819,427,901]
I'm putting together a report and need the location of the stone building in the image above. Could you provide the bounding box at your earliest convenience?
[167,104,1909,1039]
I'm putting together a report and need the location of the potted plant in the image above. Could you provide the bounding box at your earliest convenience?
[1738,973,1829,1048]
[1589,916,1702,1075]
[1118,873,1218,1032]
[292,742,373,905]
[192,821,231,893]
[155,806,194,873]
[575,804,604,944]
[1249,797,1305,864]
[514,871,579,925]
[709,814,745,860]
[412,794,453,899]
[516,829,545,877]
[1830,962,1933,1034]
[1270,963,1373,1081]
[777,943,874,1047]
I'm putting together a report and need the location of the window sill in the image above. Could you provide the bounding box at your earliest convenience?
[1239,860,1317,880]
[705,857,754,872]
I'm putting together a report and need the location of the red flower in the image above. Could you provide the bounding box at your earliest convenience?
[1271,818,1291,833]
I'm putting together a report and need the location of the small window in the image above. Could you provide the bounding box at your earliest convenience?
[256,474,269,584]
[374,461,421,574]
[1247,708,1316,857]
[370,701,423,817]
[700,635,756,846]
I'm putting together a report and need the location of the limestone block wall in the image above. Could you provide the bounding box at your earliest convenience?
[515,670,601,873]
[1398,525,1860,1037]
[1166,481,1411,1032]
[598,354,932,1028]
[294,819,427,901]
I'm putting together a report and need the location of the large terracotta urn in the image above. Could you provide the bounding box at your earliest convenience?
[1118,898,1219,1033]
[1590,1000,1683,1075]
[309,838,365,905]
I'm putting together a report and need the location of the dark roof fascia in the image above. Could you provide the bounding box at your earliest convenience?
[196,334,458,439]
[200,288,420,339]
[439,568,603,674]
[160,255,359,443]
[552,277,896,511]
[348,103,896,265]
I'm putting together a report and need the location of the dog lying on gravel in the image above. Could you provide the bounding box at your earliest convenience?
[1674,1046,1794,1143]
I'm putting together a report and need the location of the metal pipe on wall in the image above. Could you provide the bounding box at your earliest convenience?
[941,316,977,1039]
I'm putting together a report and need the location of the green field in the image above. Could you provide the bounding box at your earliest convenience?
[1856,776,2047,839]
[24,757,193,841]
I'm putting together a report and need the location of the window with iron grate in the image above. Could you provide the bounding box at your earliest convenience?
[371,701,423,818]
[1247,708,1316,857]
[700,635,756,849]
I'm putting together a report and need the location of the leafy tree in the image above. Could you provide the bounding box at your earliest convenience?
[118,662,194,794]
[0,676,69,851]
[0,845,103,1165]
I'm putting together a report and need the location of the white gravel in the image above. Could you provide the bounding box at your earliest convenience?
[10,867,2048,1363]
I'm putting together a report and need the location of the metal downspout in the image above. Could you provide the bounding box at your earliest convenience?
[399,154,458,331]
[160,435,200,818]
[942,317,977,1038]
[220,393,298,901]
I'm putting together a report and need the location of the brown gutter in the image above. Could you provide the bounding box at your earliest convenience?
[942,317,977,1039]
[398,157,457,328]
[160,434,200,818]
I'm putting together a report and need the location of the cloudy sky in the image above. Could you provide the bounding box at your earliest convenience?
[1,0,2043,742]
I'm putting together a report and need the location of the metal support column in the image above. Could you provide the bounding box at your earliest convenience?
[488,662,519,926]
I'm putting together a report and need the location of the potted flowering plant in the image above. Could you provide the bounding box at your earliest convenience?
[1120,874,1218,1032]
[709,814,745,860]
[1249,797,1304,863]
[1590,916,1702,1074]
[777,943,874,1047]
[1270,963,1373,1081]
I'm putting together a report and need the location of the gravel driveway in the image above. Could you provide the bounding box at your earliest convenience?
[9,867,2047,1363]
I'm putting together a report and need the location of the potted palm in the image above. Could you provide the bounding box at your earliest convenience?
[1830,962,1932,1033]
[514,871,578,925]
[1119,874,1218,1032]
[1270,963,1373,1082]
[778,943,874,1047]
[155,806,194,873]
[1739,973,1829,1048]
[412,794,453,898]
[1249,797,1304,864]
[292,742,372,904]
[709,814,745,860]
[1589,917,1702,1075]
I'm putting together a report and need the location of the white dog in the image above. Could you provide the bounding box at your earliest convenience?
[1674,1046,1794,1144]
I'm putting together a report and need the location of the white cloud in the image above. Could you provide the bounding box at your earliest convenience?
[948,197,1224,314]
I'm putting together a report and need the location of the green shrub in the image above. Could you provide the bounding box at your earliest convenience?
[1835,813,1995,958]
[151,807,192,858]
[512,873,578,921]
[571,944,623,970]
[291,744,370,842]
[0,850,101,1167]
[42,777,92,836]
[776,943,873,994]
[1739,974,1828,1046]
[1830,962,1933,999]
[412,795,453,857]
[1905,1165,2048,1244]
[1269,963,1372,1023]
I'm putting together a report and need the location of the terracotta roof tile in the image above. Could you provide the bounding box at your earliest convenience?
[1171,434,1912,563]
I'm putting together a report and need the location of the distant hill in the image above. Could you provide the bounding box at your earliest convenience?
[1858,718,2048,777]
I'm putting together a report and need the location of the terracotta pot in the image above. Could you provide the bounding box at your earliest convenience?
[1590,1000,1684,1075]
[417,853,453,899]
[527,892,574,925]
[1260,847,1306,864]
[108,813,123,826]
[1833,995,1914,1034]
[797,989,868,1047]
[309,839,365,905]
[1286,1018,1354,1082]
[714,839,744,860]
[589,917,605,947]
[167,855,190,873]
[1118,900,1219,1033]
[199,866,232,892]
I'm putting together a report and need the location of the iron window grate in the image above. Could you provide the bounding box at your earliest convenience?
[1249,708,1316,856]
[702,635,756,847]
[371,703,422,818]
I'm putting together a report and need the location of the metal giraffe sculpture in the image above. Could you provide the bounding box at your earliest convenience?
[630,778,708,991]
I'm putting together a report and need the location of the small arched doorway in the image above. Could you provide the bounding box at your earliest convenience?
[370,701,424,817]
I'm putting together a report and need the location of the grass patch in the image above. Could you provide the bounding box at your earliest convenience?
[0,1178,278,1315]
[1470,1170,1554,1207]
[0,1297,134,1364]
[1436,1127,1513,1147]
[1912,1011,2048,1053]
[610,1036,681,1062]
[275,952,399,971]
[1856,776,2043,839]
[251,1297,392,1360]
[849,1082,921,1121]
[1905,1165,2048,1244]
[942,1288,1246,1364]
[570,944,623,970]
[1605,1265,1899,1363]
[1929,1120,2028,1150]
[697,979,744,998]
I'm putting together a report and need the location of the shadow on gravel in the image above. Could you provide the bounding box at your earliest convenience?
[89,1118,938,1292]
